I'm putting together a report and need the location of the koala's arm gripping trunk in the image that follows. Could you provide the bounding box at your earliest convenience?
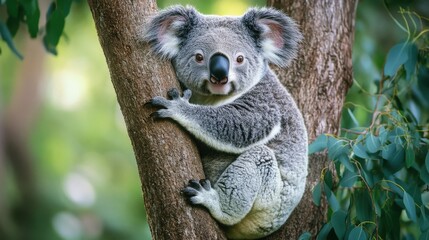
[173,97,281,154]
[87,0,226,239]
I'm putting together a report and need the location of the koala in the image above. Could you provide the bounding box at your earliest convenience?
[144,5,308,240]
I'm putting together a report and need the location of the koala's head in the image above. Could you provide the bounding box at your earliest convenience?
[145,6,302,97]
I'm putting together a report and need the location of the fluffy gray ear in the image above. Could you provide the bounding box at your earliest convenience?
[242,8,302,67]
[144,5,199,59]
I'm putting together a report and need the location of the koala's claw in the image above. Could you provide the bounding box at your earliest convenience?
[188,179,203,190]
[147,96,171,108]
[200,179,211,191]
[182,179,213,205]
[183,89,192,100]
[167,88,181,99]
[150,109,171,119]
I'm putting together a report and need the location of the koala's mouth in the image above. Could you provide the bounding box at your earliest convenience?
[203,80,235,96]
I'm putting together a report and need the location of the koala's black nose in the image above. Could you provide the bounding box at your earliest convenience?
[209,53,229,84]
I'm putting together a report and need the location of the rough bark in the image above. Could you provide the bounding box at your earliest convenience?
[89,0,356,239]
[87,0,226,239]
[263,0,358,239]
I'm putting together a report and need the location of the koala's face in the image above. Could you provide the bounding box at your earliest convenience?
[172,20,265,96]
[145,6,302,98]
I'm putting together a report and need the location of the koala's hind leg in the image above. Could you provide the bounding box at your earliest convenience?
[183,145,282,227]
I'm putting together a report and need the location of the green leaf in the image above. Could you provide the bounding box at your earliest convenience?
[6,16,20,37]
[324,183,340,212]
[316,222,333,240]
[327,137,348,160]
[379,126,388,145]
[385,180,403,197]
[421,231,429,240]
[382,142,396,160]
[361,167,374,188]
[22,0,40,38]
[419,207,429,232]
[338,154,356,172]
[0,20,23,59]
[348,226,368,240]
[353,143,369,159]
[331,210,347,239]
[404,43,418,80]
[6,0,19,17]
[403,191,417,222]
[347,108,359,127]
[405,146,415,168]
[309,134,328,155]
[365,133,381,153]
[425,152,429,173]
[298,232,311,240]
[420,165,429,184]
[384,42,409,77]
[354,188,373,222]
[382,143,404,173]
[324,170,333,189]
[339,169,358,187]
[312,182,322,206]
[45,9,65,46]
[57,0,73,16]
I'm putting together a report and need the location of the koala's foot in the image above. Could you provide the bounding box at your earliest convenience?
[182,179,217,205]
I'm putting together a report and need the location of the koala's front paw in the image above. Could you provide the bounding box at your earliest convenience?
[147,88,192,119]
[182,179,216,205]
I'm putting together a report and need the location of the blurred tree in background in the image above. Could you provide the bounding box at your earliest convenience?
[0,0,427,240]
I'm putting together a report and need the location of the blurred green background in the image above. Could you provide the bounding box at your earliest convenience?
[0,0,427,240]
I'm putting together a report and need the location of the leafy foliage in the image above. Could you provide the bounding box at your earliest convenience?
[0,0,73,58]
[303,6,429,240]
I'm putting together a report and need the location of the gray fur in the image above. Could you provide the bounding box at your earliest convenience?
[145,6,307,239]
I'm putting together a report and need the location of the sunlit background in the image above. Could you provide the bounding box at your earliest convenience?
[0,0,428,239]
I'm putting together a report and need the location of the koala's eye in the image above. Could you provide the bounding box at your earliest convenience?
[236,55,244,63]
[195,53,204,63]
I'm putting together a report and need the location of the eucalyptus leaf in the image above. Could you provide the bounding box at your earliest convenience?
[419,207,429,231]
[382,143,404,172]
[328,137,348,160]
[6,0,19,17]
[361,167,374,188]
[421,231,429,240]
[353,143,370,159]
[0,20,23,59]
[379,126,389,145]
[298,232,311,240]
[324,183,340,212]
[332,210,347,239]
[312,182,322,206]
[426,152,429,174]
[354,188,373,222]
[403,191,417,222]
[348,226,368,240]
[366,133,381,153]
[6,16,19,37]
[384,42,409,77]
[405,147,415,168]
[404,43,418,80]
[347,108,359,127]
[309,134,328,155]
[316,222,333,240]
[57,0,73,16]
[339,169,358,187]
[22,0,40,38]
[339,154,356,172]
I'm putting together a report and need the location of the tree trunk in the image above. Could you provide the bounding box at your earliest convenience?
[87,0,226,239]
[88,0,357,239]
[263,1,358,239]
